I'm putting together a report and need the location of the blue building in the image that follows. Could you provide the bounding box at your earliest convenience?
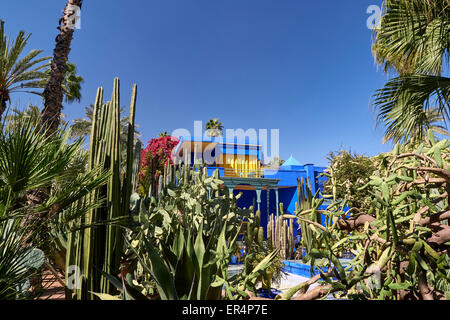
[173,136,327,237]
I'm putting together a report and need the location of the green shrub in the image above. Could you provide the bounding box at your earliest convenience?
[282,131,450,300]
[325,150,378,213]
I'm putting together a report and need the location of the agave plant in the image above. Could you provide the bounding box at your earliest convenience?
[127,167,249,300]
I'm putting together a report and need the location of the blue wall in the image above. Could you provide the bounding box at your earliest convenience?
[177,137,330,241]
[226,164,328,239]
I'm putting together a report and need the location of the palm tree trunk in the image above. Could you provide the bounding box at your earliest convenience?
[29,1,83,280]
[0,99,6,122]
[41,0,83,134]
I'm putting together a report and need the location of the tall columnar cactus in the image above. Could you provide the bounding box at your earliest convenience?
[245,210,264,250]
[66,78,138,299]
[267,203,295,260]
[131,140,142,194]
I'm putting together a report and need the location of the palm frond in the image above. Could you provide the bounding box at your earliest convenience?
[0,20,49,112]
[205,118,224,137]
[0,218,44,300]
[373,0,450,75]
[373,74,450,143]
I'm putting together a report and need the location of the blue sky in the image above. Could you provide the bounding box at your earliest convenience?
[1,0,391,166]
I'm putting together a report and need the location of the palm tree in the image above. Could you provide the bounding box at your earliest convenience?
[41,0,83,134]
[205,118,224,137]
[0,20,51,121]
[372,0,450,143]
[268,157,285,167]
[40,61,84,104]
[69,105,93,138]
[34,61,84,104]
[4,62,83,130]
[381,106,450,144]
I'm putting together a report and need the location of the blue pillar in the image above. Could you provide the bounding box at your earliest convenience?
[275,187,279,217]
[304,164,316,194]
[255,188,262,212]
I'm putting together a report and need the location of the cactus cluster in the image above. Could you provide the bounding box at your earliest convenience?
[110,165,279,300]
[267,203,295,260]
[282,131,450,300]
[65,78,138,299]
[245,210,264,249]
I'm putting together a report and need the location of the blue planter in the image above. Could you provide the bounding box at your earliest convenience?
[257,289,281,299]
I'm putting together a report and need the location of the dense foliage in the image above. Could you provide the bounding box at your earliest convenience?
[372,0,450,143]
[0,115,108,299]
[281,131,450,300]
[2,0,450,302]
[96,166,278,300]
[244,210,285,288]
[325,150,378,214]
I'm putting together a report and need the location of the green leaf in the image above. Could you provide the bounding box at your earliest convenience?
[309,248,329,259]
[433,147,443,168]
[173,228,185,258]
[415,253,429,271]
[422,240,440,260]
[90,292,122,300]
[407,254,417,275]
[140,237,178,300]
[381,182,390,203]
[210,276,226,288]
[388,281,412,290]
[21,248,45,270]
[193,222,206,299]
[248,250,278,277]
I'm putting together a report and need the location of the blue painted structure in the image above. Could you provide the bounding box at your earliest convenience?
[173,136,327,237]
